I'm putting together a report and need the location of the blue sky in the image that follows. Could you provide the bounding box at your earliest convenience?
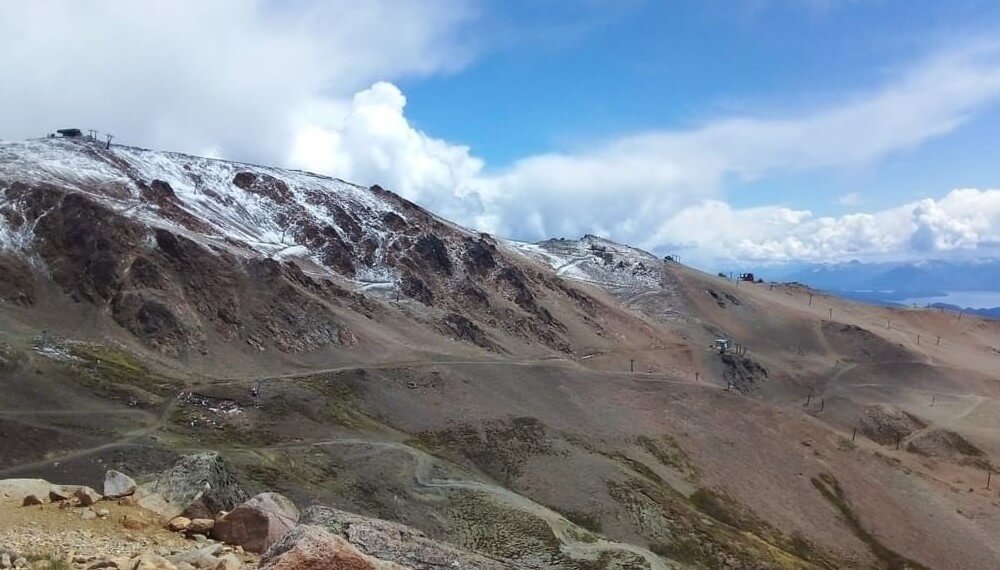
[401,0,1000,213]
[2,0,999,267]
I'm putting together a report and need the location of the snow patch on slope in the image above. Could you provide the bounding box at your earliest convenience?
[505,234,664,293]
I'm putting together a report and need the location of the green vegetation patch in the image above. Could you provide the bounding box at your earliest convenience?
[811,472,928,570]
[0,341,26,373]
[446,492,564,563]
[636,434,700,480]
[608,478,838,569]
[412,416,556,485]
[68,342,178,399]
[566,434,666,486]
[301,371,382,430]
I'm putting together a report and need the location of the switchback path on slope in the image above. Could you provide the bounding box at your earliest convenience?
[0,380,186,478]
[0,351,702,567]
[220,437,676,570]
[0,351,710,479]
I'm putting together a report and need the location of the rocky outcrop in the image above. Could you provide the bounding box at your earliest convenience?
[139,453,248,519]
[128,552,177,569]
[860,405,927,446]
[1,475,514,570]
[165,543,235,568]
[907,428,986,462]
[0,479,52,502]
[301,506,511,569]
[439,313,500,352]
[259,525,403,570]
[720,353,769,394]
[212,493,300,554]
[0,253,34,305]
[232,172,292,204]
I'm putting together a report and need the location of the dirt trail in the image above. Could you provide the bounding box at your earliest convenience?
[0,381,185,478]
[0,349,701,568]
[248,355,572,384]
[0,354,708,480]
[207,353,707,390]
[0,409,152,417]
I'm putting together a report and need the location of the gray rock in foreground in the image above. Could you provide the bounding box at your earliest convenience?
[260,525,403,569]
[138,452,248,519]
[301,506,515,570]
[104,469,138,498]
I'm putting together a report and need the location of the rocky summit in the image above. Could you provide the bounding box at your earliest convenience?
[2,137,1000,569]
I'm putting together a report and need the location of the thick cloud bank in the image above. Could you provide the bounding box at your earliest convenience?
[2,2,1000,266]
[0,0,475,164]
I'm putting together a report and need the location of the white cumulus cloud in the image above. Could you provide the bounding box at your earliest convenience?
[655,189,1000,264]
[3,3,1000,267]
[0,0,476,165]
[284,43,1000,265]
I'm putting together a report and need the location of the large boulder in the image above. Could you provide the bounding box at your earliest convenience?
[302,506,511,569]
[138,453,248,519]
[104,470,138,498]
[21,494,43,507]
[259,525,404,570]
[74,486,102,506]
[0,479,52,502]
[212,493,299,554]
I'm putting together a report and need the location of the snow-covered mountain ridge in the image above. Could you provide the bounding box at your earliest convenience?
[0,138,441,287]
[0,137,659,357]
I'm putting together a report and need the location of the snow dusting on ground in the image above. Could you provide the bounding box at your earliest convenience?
[1,137,672,301]
[505,234,663,293]
[0,138,407,285]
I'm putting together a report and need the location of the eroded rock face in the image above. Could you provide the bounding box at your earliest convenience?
[720,353,769,394]
[0,254,34,305]
[212,493,300,554]
[414,234,452,275]
[22,186,145,303]
[440,313,500,353]
[462,238,497,276]
[232,172,292,204]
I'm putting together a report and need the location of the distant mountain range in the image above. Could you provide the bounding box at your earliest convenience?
[751,259,1000,317]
